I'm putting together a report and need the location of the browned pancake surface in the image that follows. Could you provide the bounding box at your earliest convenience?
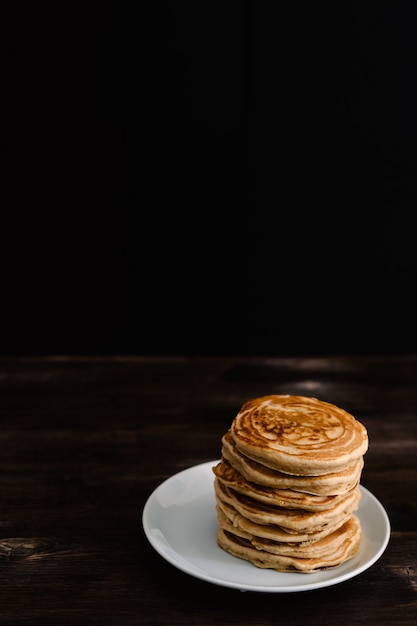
[213,458,359,510]
[222,429,364,495]
[217,515,362,573]
[231,395,368,475]
[214,478,361,533]
[214,394,368,573]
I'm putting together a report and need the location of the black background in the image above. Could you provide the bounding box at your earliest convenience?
[2,2,416,356]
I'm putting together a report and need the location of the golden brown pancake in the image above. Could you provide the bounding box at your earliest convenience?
[222,429,365,496]
[217,505,361,558]
[214,394,368,573]
[213,458,359,511]
[217,515,362,573]
[214,478,361,534]
[231,395,368,475]
[216,503,351,545]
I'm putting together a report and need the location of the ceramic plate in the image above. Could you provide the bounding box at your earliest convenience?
[142,460,390,592]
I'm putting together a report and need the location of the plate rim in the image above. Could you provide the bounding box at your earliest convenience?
[142,459,391,593]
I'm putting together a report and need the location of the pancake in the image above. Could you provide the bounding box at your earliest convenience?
[216,500,351,544]
[213,457,359,511]
[217,505,362,558]
[231,395,368,476]
[214,478,361,534]
[217,515,362,573]
[214,394,368,573]
[222,429,364,496]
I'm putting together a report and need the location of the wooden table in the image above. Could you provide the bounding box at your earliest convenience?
[0,355,416,625]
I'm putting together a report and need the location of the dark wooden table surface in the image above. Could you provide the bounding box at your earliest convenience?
[0,355,416,625]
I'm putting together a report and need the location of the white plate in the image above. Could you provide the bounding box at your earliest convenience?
[142,460,390,593]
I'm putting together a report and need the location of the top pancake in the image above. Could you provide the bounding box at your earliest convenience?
[222,429,364,495]
[231,395,368,475]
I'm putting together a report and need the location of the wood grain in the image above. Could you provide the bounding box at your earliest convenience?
[0,355,416,625]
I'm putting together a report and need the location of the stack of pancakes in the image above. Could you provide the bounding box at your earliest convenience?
[213,394,368,573]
